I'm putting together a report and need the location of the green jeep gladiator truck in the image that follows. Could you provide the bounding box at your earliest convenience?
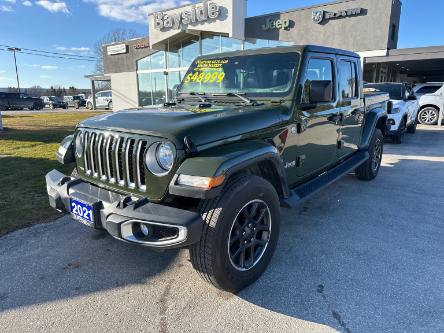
[46,45,390,292]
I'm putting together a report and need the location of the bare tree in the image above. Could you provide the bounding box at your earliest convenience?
[27,86,45,97]
[94,29,141,74]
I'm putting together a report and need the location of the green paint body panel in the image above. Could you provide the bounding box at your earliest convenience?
[65,45,388,202]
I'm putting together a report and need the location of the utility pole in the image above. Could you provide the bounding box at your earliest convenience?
[7,47,21,93]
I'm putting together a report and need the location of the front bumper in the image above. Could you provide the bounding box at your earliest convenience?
[46,169,203,249]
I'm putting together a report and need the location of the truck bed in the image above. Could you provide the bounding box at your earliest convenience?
[363,91,390,111]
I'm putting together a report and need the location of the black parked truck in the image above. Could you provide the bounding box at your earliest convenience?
[0,92,44,111]
[47,45,391,292]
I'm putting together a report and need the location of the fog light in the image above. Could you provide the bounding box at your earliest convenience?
[140,223,150,237]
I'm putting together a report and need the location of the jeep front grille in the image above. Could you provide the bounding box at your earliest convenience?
[81,130,147,191]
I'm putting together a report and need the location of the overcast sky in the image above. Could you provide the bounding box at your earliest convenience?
[0,0,442,89]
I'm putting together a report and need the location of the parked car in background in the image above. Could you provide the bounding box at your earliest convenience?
[41,96,68,109]
[412,82,443,125]
[0,92,44,111]
[365,82,419,143]
[86,90,113,110]
[64,95,86,109]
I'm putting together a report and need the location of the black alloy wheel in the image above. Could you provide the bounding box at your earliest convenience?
[228,199,272,271]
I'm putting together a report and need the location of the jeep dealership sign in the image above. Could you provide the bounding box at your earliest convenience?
[153,1,221,31]
[148,0,247,50]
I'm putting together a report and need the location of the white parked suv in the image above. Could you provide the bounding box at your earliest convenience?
[365,83,419,144]
[412,82,443,125]
[86,90,113,110]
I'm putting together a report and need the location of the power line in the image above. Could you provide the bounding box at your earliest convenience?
[0,44,97,60]
[0,48,96,62]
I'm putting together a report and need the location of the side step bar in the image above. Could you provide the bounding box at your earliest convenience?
[281,151,369,209]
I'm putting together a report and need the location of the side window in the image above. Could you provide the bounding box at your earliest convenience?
[96,92,103,98]
[303,58,334,103]
[416,86,441,95]
[339,60,358,99]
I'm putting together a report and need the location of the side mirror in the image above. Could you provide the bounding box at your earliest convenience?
[309,80,333,103]
[407,94,417,101]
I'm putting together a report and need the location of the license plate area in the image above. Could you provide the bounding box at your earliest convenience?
[70,198,95,227]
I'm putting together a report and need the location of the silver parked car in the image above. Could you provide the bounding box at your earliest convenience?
[413,83,443,125]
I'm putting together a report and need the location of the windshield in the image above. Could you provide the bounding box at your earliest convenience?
[179,52,300,97]
[49,96,61,101]
[365,84,404,100]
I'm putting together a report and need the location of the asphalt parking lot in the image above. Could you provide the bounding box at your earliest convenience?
[0,125,443,333]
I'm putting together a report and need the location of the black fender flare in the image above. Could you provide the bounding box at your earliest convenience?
[360,108,388,150]
[169,140,289,199]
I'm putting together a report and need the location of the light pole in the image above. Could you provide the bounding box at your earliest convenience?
[7,47,21,93]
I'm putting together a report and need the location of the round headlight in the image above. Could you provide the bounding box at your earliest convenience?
[145,142,176,176]
[157,143,174,171]
[75,133,83,157]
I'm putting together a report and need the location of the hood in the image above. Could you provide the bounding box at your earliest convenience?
[79,104,286,149]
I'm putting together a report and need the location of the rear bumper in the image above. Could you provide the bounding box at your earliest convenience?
[45,169,203,249]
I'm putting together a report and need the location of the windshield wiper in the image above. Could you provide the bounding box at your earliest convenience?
[187,92,207,103]
[212,93,262,106]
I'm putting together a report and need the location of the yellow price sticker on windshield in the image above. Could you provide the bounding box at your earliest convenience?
[184,71,225,84]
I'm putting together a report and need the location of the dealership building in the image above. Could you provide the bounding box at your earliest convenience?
[96,0,444,111]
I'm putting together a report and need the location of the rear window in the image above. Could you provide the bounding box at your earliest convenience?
[415,86,441,95]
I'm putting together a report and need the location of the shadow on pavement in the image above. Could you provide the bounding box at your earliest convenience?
[0,219,179,312]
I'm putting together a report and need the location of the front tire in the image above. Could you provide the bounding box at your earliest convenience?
[356,128,383,181]
[87,102,93,110]
[189,175,280,293]
[418,107,439,125]
[392,119,406,144]
[407,120,417,133]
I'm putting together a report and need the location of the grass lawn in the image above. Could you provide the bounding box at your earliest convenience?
[0,111,106,236]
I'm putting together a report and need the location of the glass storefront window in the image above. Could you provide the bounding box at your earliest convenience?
[151,72,166,105]
[202,35,221,55]
[138,72,153,107]
[180,38,200,68]
[138,57,151,71]
[150,51,165,69]
[221,36,242,52]
[167,51,180,69]
[167,71,182,101]
[244,39,269,50]
[268,40,293,47]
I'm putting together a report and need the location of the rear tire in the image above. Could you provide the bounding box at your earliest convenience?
[87,102,93,110]
[356,128,383,181]
[189,175,280,293]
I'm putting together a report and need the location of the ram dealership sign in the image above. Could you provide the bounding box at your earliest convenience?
[312,8,365,24]
[153,1,221,31]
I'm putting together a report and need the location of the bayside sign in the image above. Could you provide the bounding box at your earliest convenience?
[153,1,221,31]
[312,8,364,24]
